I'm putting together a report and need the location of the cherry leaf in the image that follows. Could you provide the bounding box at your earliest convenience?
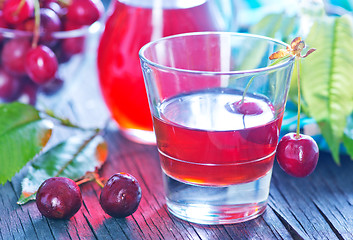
[17,133,108,205]
[0,102,53,185]
[301,15,353,164]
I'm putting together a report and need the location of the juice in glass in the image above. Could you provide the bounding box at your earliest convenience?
[154,89,283,186]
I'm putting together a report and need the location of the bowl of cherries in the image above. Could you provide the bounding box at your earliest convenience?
[0,0,104,105]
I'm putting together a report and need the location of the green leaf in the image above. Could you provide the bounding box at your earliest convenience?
[0,103,53,185]
[17,133,108,204]
[250,13,299,42]
[343,114,353,159]
[301,15,353,164]
[244,13,298,71]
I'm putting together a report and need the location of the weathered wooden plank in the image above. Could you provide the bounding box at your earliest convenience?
[300,154,353,239]
[268,152,353,240]
[0,182,33,240]
[261,205,298,239]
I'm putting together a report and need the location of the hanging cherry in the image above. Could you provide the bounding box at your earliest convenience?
[273,37,319,178]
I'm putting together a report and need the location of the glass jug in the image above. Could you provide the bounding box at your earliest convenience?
[97,0,237,144]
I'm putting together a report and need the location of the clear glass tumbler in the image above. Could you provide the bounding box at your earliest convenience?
[139,32,295,224]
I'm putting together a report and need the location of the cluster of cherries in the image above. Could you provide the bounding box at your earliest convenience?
[36,173,142,219]
[0,0,104,105]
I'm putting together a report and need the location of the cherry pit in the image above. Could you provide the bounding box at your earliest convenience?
[36,172,142,219]
[0,0,104,105]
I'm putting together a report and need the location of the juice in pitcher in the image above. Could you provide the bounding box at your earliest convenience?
[97,0,226,144]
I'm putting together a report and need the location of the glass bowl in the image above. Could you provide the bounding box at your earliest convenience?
[0,19,102,105]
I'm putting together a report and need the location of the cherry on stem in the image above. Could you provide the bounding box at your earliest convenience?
[274,37,318,178]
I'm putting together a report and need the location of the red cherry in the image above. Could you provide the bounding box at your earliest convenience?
[0,12,9,29]
[234,100,264,115]
[100,173,142,218]
[62,36,85,55]
[38,8,61,44]
[66,0,103,26]
[0,68,21,100]
[1,38,32,76]
[61,21,85,55]
[15,80,37,105]
[276,133,319,177]
[40,77,64,95]
[25,45,58,84]
[227,99,264,115]
[36,177,82,219]
[42,1,66,18]
[3,0,34,25]
[0,13,9,42]
[39,0,56,8]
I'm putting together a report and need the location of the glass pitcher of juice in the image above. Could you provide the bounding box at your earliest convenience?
[97,0,237,144]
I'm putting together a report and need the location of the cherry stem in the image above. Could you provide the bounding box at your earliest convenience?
[240,76,255,105]
[296,57,301,139]
[95,178,105,188]
[32,0,40,48]
[57,0,71,7]
[43,109,100,132]
[75,178,92,186]
[14,0,26,16]
[76,173,105,188]
[240,55,290,105]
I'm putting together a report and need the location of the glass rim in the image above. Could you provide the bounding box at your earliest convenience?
[139,31,295,75]
[0,20,102,39]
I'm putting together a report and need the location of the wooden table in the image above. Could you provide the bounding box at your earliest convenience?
[1,27,353,240]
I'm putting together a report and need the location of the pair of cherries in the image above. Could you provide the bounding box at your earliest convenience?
[36,173,142,219]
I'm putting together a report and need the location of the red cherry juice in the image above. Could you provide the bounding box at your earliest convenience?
[98,0,219,132]
[153,89,283,186]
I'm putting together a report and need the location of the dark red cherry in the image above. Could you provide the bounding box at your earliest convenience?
[0,12,9,31]
[100,173,142,218]
[36,177,82,219]
[61,21,85,55]
[25,45,58,84]
[66,0,103,26]
[276,133,319,177]
[0,68,21,100]
[1,38,31,76]
[232,100,264,115]
[43,1,67,18]
[39,0,55,5]
[39,8,61,44]
[62,36,85,55]
[16,80,37,105]
[3,0,34,25]
[40,77,64,95]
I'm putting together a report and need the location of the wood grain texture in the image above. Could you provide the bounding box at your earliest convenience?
[1,31,353,240]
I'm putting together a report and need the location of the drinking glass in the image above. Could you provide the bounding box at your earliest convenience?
[97,0,237,144]
[139,32,295,224]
